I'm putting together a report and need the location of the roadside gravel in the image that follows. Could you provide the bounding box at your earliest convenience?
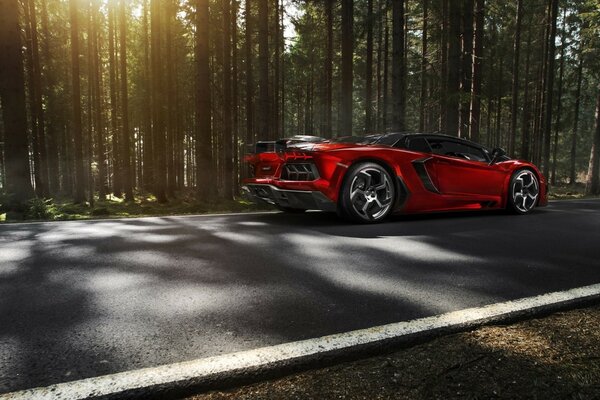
[187,304,600,400]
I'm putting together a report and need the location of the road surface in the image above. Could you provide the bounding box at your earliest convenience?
[1,199,599,393]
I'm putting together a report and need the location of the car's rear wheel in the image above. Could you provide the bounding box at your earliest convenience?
[507,169,539,214]
[340,162,395,223]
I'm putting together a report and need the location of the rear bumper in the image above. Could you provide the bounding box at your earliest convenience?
[242,184,337,212]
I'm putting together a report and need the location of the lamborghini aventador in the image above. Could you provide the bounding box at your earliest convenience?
[242,133,547,223]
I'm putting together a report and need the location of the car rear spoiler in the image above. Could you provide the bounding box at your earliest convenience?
[248,135,327,154]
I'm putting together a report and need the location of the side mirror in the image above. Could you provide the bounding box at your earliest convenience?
[489,148,506,165]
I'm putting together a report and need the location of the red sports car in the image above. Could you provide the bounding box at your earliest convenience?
[242,133,547,223]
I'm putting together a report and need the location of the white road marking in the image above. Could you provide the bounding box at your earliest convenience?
[2,283,599,400]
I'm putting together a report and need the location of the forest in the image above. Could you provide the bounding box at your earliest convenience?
[0,0,599,218]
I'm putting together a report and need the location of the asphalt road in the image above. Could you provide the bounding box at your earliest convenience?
[1,199,600,394]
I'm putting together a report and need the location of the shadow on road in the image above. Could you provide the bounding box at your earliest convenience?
[0,199,599,393]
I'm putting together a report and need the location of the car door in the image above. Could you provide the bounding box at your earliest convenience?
[425,137,505,196]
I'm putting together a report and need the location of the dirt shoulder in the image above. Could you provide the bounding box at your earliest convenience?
[187,304,600,400]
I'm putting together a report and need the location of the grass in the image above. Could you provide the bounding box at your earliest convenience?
[547,182,590,200]
[0,191,272,223]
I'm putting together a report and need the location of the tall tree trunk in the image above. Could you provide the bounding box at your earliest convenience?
[0,0,34,207]
[365,0,374,133]
[86,3,94,205]
[119,0,133,200]
[91,0,106,198]
[375,0,384,133]
[272,0,280,136]
[520,20,533,160]
[419,0,429,132]
[551,8,566,186]
[40,0,59,194]
[142,0,153,190]
[341,0,354,135]
[569,43,584,185]
[244,0,253,146]
[279,0,284,135]
[232,0,240,193]
[165,0,176,197]
[469,0,484,142]
[23,0,42,197]
[542,0,558,178]
[586,84,600,195]
[508,0,523,156]
[446,0,461,136]
[195,0,213,200]
[257,0,269,138]
[382,11,389,132]
[69,0,85,203]
[151,0,167,202]
[460,0,474,138]
[222,0,233,199]
[439,0,448,133]
[391,0,405,132]
[324,0,333,137]
[108,1,120,196]
[25,0,49,197]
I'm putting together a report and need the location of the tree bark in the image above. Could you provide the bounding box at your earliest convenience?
[382,10,389,132]
[40,0,59,194]
[142,0,153,190]
[508,0,523,156]
[585,83,600,195]
[245,0,253,146]
[341,0,354,135]
[151,0,167,202]
[419,0,429,132]
[325,0,333,137]
[365,0,374,133]
[460,0,474,138]
[542,0,558,178]
[446,0,461,136]
[257,0,270,138]
[232,0,240,194]
[551,8,566,185]
[119,0,133,200]
[391,0,405,132]
[165,0,177,197]
[0,0,34,206]
[24,0,48,197]
[439,0,448,133]
[69,0,85,203]
[469,0,484,142]
[520,20,532,160]
[195,0,213,200]
[91,0,106,198]
[222,0,234,199]
[569,43,583,185]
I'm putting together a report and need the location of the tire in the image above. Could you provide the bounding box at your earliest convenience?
[507,169,540,215]
[339,162,396,223]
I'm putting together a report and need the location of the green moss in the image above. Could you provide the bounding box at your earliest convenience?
[0,193,271,223]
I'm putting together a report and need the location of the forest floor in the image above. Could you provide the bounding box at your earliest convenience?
[0,183,594,222]
[186,304,600,400]
[0,193,270,222]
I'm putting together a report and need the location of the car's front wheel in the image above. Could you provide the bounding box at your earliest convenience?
[507,169,539,214]
[339,162,396,223]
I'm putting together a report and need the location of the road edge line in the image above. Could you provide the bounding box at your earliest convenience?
[2,283,600,400]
